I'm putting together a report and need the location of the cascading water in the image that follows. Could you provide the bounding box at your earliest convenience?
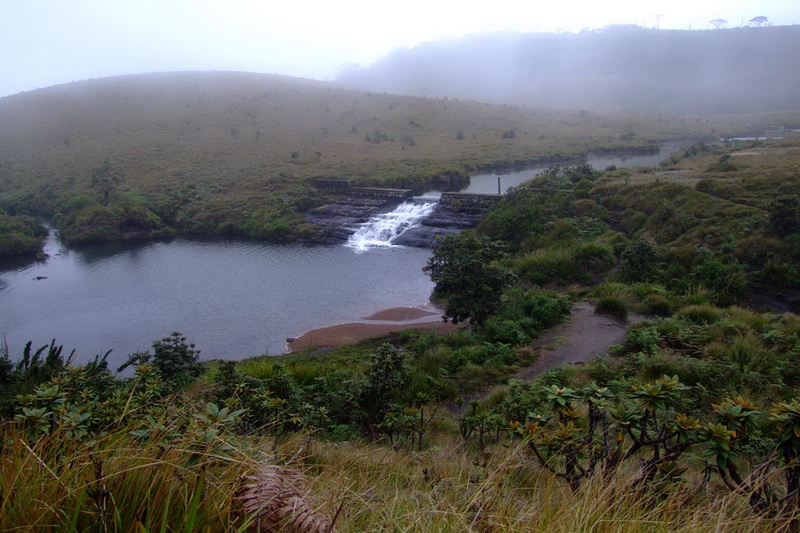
[345,200,437,253]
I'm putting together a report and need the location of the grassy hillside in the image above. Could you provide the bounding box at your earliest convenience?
[1,71,797,252]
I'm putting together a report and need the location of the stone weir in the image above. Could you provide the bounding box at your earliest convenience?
[342,187,413,199]
[304,183,409,243]
[393,193,501,248]
[312,179,412,199]
[305,188,502,247]
[439,192,502,208]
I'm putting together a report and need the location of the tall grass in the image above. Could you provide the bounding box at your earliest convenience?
[0,419,255,530]
[288,433,794,532]
[514,241,615,285]
[4,403,799,531]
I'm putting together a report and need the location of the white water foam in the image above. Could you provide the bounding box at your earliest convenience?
[345,201,437,253]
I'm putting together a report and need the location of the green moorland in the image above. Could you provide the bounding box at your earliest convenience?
[2,135,800,530]
[2,71,799,254]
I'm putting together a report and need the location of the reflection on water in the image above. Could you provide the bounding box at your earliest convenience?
[0,237,435,369]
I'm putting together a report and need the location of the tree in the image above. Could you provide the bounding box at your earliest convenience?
[423,233,516,325]
[766,195,800,237]
[118,332,203,391]
[618,238,659,282]
[709,18,727,29]
[357,344,410,436]
[90,160,121,204]
[749,16,769,27]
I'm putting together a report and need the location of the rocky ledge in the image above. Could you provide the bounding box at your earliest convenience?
[304,197,489,248]
[391,203,486,247]
[304,197,393,243]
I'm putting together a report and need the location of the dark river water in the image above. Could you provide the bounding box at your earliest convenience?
[0,144,683,369]
[0,234,436,369]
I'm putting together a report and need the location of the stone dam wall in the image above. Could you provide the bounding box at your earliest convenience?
[314,179,412,199]
[343,187,413,199]
[439,192,502,208]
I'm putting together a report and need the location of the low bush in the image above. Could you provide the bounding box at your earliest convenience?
[0,213,48,256]
[514,241,614,285]
[60,203,165,244]
[645,293,673,316]
[676,304,726,324]
[595,295,629,321]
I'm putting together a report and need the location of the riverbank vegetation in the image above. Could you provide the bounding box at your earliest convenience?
[2,71,799,256]
[0,213,48,256]
[3,135,800,529]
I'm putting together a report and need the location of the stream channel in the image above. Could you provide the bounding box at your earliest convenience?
[0,145,681,368]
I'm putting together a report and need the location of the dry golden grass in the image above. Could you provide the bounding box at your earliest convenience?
[284,431,797,532]
[3,410,799,532]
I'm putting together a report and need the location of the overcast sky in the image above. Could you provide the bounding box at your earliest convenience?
[0,0,797,98]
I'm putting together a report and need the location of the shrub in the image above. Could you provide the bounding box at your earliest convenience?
[706,153,741,172]
[625,324,661,353]
[480,288,569,344]
[595,296,629,321]
[645,293,672,316]
[688,259,748,305]
[766,195,800,237]
[60,204,164,244]
[356,344,410,435]
[676,305,725,324]
[118,332,203,391]
[481,319,530,345]
[514,242,614,285]
[617,238,659,282]
[0,232,40,256]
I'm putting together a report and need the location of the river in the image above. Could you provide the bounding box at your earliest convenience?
[425,142,684,196]
[0,232,436,369]
[0,144,682,369]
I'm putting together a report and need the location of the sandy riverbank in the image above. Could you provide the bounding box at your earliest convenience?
[286,306,459,352]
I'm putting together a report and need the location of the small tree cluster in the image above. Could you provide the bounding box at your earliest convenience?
[424,233,516,325]
[118,332,204,392]
[766,195,800,238]
[485,375,800,517]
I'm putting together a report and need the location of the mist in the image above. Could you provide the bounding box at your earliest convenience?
[338,25,800,114]
[2,0,798,102]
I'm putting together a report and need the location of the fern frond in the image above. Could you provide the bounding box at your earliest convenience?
[237,464,337,533]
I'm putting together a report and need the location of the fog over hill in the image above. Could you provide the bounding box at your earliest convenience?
[338,25,800,114]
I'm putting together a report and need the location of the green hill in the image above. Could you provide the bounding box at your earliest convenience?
[0,71,796,251]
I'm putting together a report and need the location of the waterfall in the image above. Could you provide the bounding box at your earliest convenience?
[345,201,437,253]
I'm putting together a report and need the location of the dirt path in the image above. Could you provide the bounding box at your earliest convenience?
[516,300,637,380]
[450,300,639,414]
